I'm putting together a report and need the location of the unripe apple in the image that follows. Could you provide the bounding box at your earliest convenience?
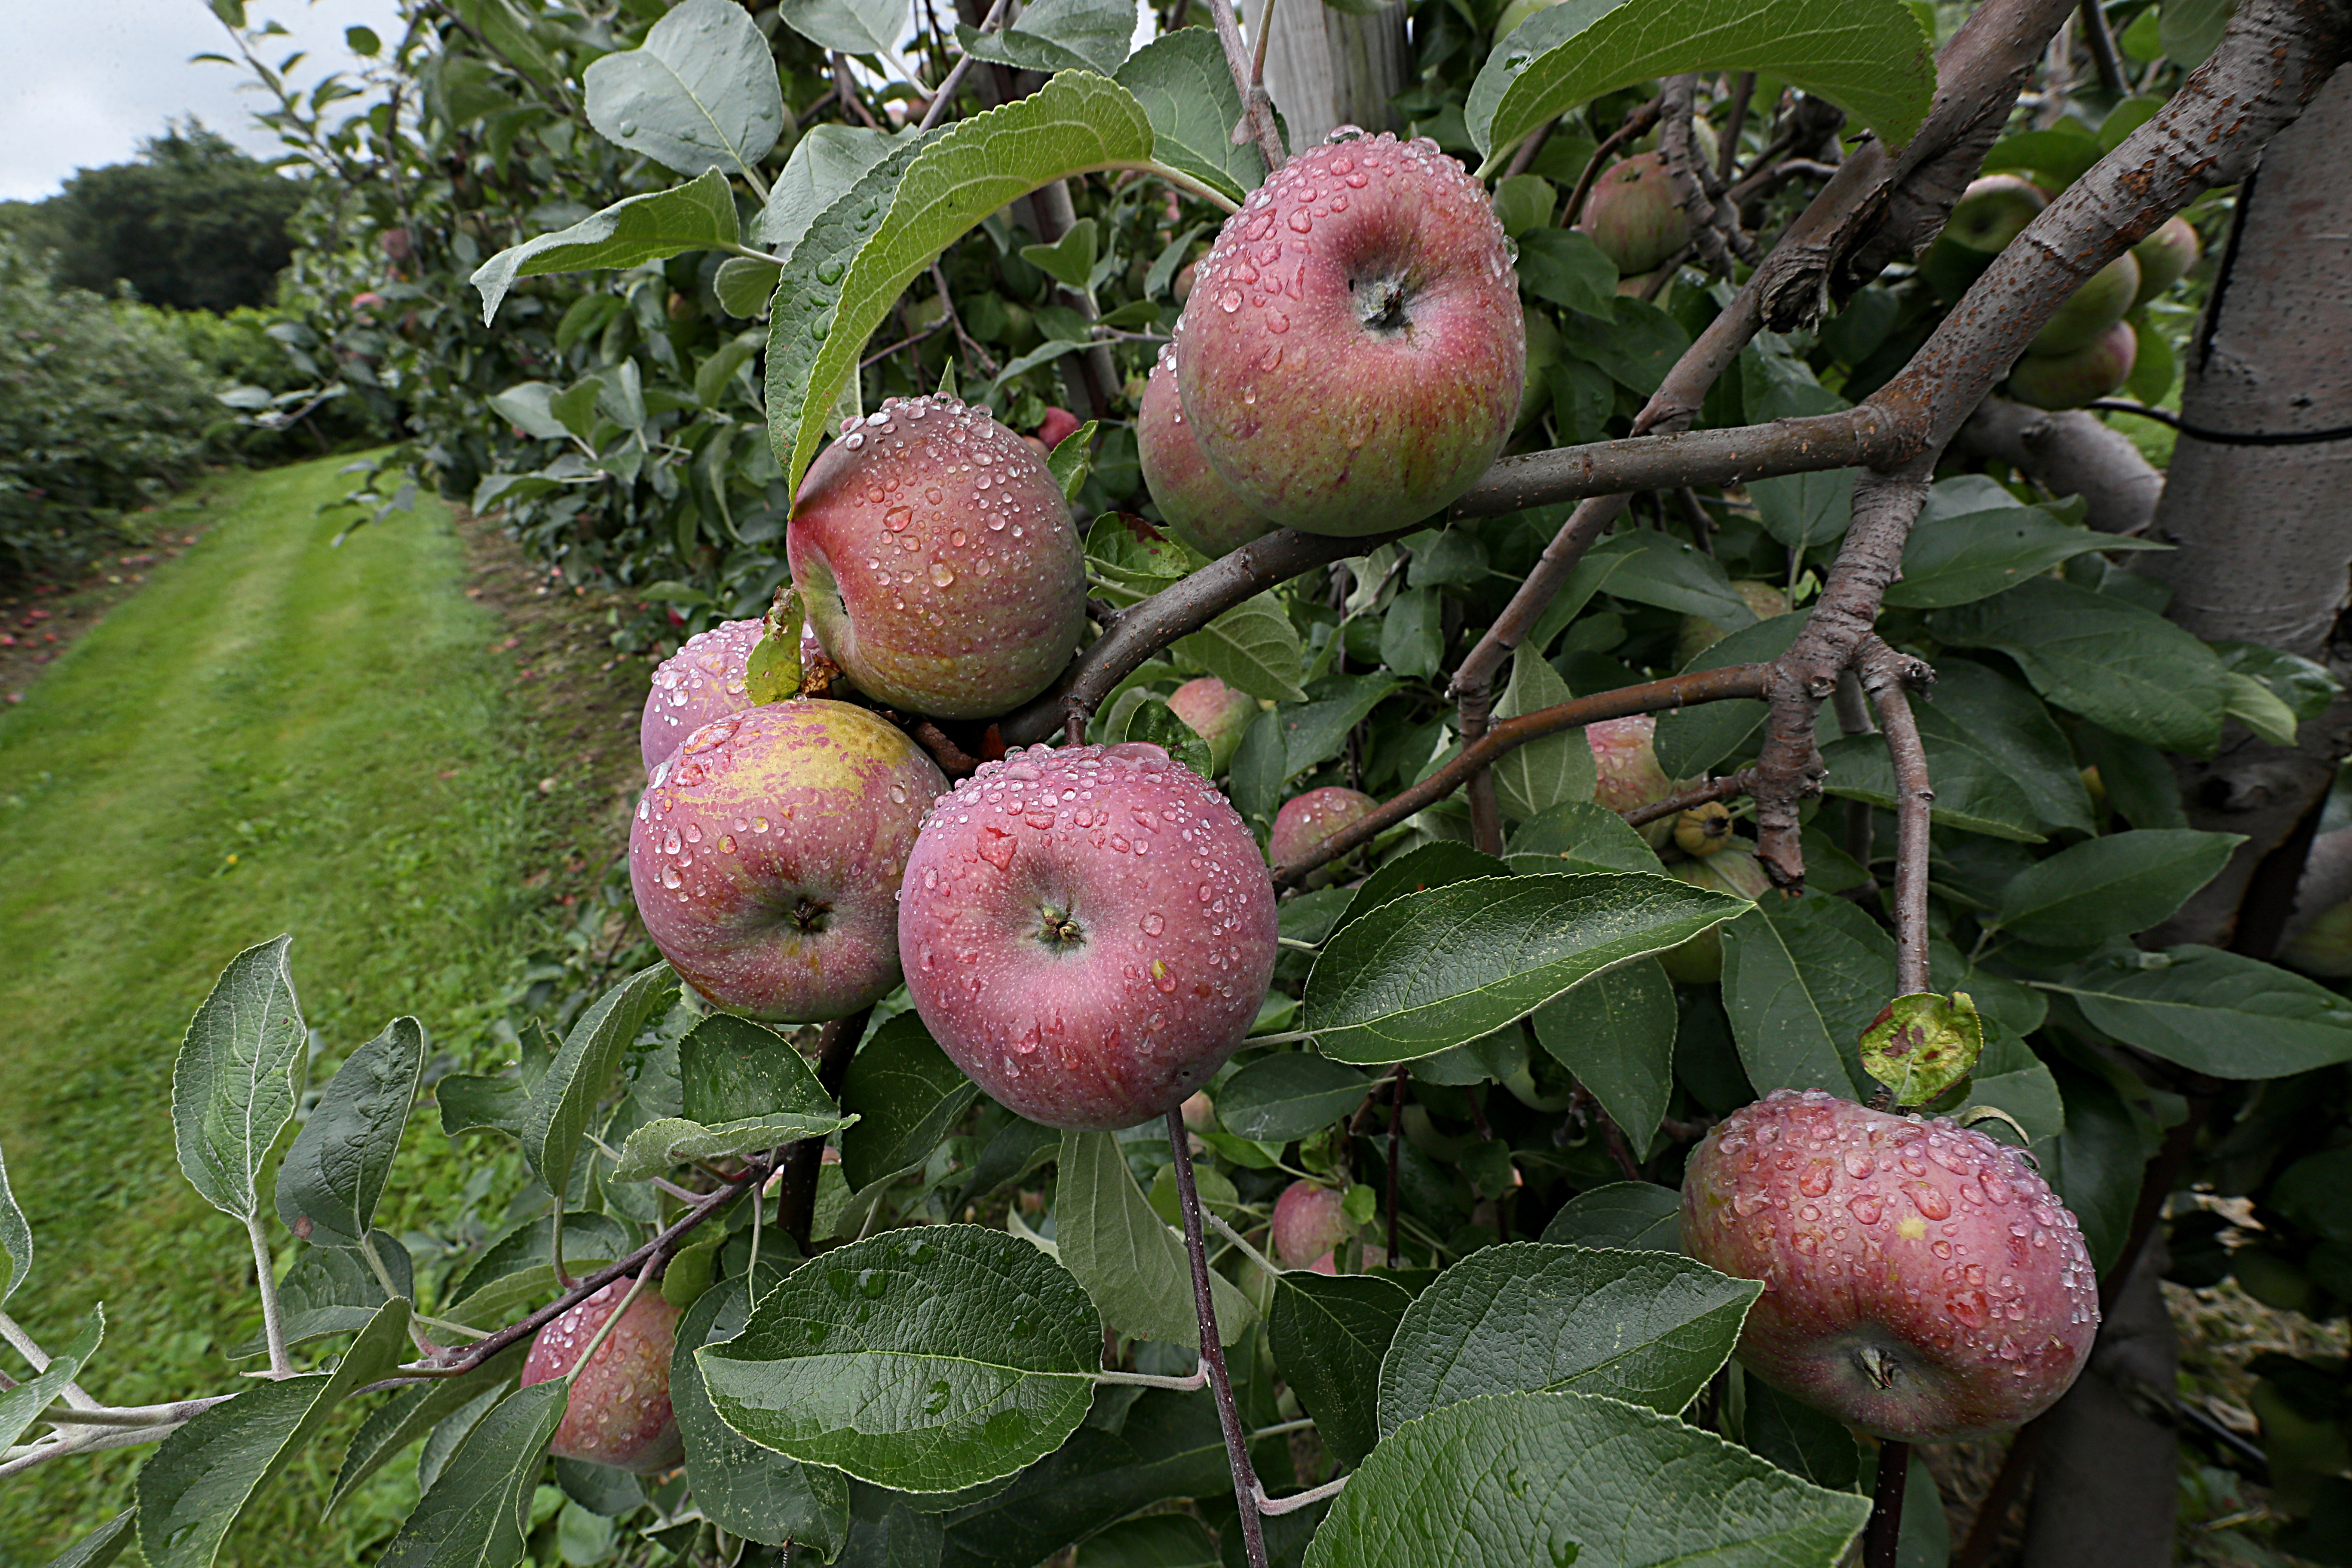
[520,1274,686,1473]
[898,742,1279,1129]
[1675,580,1790,668]
[2030,252,2140,354]
[1578,153,1690,277]
[790,394,1087,720]
[1674,801,1735,858]
[1272,1180,1353,1269]
[1270,786,1378,884]
[1176,134,1524,538]
[642,619,763,771]
[1943,175,2047,254]
[1137,347,1278,559]
[1167,676,1259,773]
[2131,215,2199,304]
[2006,319,2137,411]
[631,701,946,1021]
[1681,1087,2100,1442]
[2282,899,2352,979]
[1657,848,1772,982]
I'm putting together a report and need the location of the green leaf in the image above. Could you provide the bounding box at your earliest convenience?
[2213,641,2341,724]
[1022,218,1100,292]
[1173,591,1308,704]
[377,1379,571,1568]
[1055,1130,1255,1348]
[584,0,786,177]
[1537,1182,1681,1251]
[699,1225,1101,1491]
[0,1307,101,1453]
[1927,577,2228,755]
[776,72,1155,495]
[488,382,574,441]
[1884,506,2169,609]
[1979,126,2104,191]
[744,586,805,704]
[962,0,1138,75]
[328,1343,530,1513]
[1273,675,1402,778]
[1939,1028,2065,1145]
[521,961,677,1200]
[2160,0,2235,66]
[1329,844,1512,943]
[1651,613,1803,778]
[1270,1272,1414,1467]
[1734,1376,1860,1492]
[1379,586,1445,680]
[1516,229,1618,318]
[1114,29,1261,204]
[757,125,906,255]
[42,1508,138,1568]
[275,1017,422,1247]
[1072,1514,1220,1566]
[1531,960,1676,1148]
[471,170,741,324]
[1718,894,1891,1099]
[2047,946,2352,1078]
[1216,1053,1373,1142]
[1558,297,1692,395]
[1304,873,1751,1064]
[2041,1065,2144,1273]
[1468,0,1935,163]
[614,1108,853,1183]
[139,1301,412,1568]
[1502,800,1663,876]
[1125,697,1215,779]
[227,1234,413,1355]
[446,1211,635,1310]
[172,936,306,1225]
[2223,669,2301,746]
[1049,419,1100,501]
[1491,646,1597,823]
[0,1142,31,1305]
[1988,829,2240,947]
[697,329,766,405]
[673,1277,854,1553]
[841,1011,981,1191]
[1304,1389,1871,1568]
[1858,992,1982,1106]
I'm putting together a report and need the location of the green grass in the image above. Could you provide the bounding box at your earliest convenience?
[0,456,565,1564]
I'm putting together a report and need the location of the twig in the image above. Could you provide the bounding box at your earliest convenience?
[1384,1066,1406,1264]
[1865,1441,1911,1568]
[1167,1108,1267,1568]
[0,1311,98,1410]
[34,1396,236,1428]
[1620,769,1759,828]
[1200,0,1284,172]
[918,0,1008,134]
[2078,0,2129,94]
[1259,1473,1348,1515]
[1502,117,1559,181]
[1859,640,1936,992]
[777,1009,873,1246]
[1718,72,1755,182]
[1560,98,1661,229]
[1657,75,1755,274]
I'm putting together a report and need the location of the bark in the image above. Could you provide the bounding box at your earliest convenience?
[1952,398,2165,533]
[2141,67,2352,948]
[1257,0,1409,148]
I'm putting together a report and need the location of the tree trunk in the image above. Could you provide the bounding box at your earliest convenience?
[2139,67,2352,951]
[1257,0,1410,148]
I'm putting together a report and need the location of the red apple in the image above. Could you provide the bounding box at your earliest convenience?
[2006,319,2137,411]
[1270,787,1378,883]
[1137,346,1278,559]
[641,619,763,771]
[631,700,946,1021]
[789,394,1087,720]
[897,742,1278,1129]
[1943,174,2047,254]
[2131,215,2199,304]
[1175,134,1523,538]
[1681,1088,2099,1442]
[1587,714,1679,847]
[520,1274,686,1473]
[1272,1179,1353,1269]
[1035,406,1083,450]
[2030,252,2141,354]
[1577,152,1689,276]
[1167,675,1260,773]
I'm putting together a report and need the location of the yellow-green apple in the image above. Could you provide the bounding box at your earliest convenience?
[1944,175,2047,253]
[1658,848,1772,981]
[1138,346,1277,558]
[2030,252,2141,354]
[520,1274,686,1473]
[1578,153,1690,276]
[2007,319,2137,410]
[1168,676,1259,773]
[2131,215,2199,303]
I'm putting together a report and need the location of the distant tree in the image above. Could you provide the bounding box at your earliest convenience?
[41,121,304,312]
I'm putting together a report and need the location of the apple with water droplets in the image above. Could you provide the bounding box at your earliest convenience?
[1587,714,1678,847]
[631,700,946,1021]
[898,741,1278,1130]
[1681,1087,2099,1442]
[1176,133,1523,538]
[790,393,1087,720]
[1138,346,1278,559]
[520,1273,686,1473]
[1271,786,1378,882]
[643,618,810,771]
[1168,675,1259,774]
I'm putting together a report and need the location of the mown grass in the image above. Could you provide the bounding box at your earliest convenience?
[0,455,566,1564]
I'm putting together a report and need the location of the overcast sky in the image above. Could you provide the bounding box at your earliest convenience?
[0,0,404,202]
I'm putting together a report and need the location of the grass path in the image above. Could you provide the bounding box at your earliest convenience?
[0,455,569,1562]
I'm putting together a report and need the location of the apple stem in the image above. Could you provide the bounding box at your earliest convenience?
[776,1008,874,1246]
[1165,1107,1269,1568]
[1864,1439,1909,1568]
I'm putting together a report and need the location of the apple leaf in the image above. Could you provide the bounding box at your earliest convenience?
[744,587,805,704]
[672,1278,855,1553]
[839,1011,979,1191]
[0,1142,31,1306]
[1885,505,2169,609]
[1048,420,1099,501]
[0,1306,101,1454]
[1216,1052,1374,1142]
[1270,1271,1414,1467]
[960,0,1137,76]
[1858,992,1984,1106]
[1490,643,1596,823]
[1987,829,2242,948]
[472,170,741,324]
[1531,959,1676,1148]
[1469,0,1935,167]
[1054,1130,1255,1349]
[584,0,786,178]
[520,961,678,1202]
[1718,894,1891,1099]
[775,72,1155,496]
[377,1379,572,1568]
[172,935,306,1228]
[2046,946,2352,1079]
[1304,1389,1869,1568]
[42,1509,137,1568]
[275,1016,422,1247]
[327,1342,532,1513]
[1328,843,1510,943]
[1305,873,1748,1064]
[1114,28,1261,204]
[1377,1243,1759,1433]
[1503,800,1662,876]
[700,1225,1101,1491]
[1537,1182,1682,1251]
[1172,591,1308,704]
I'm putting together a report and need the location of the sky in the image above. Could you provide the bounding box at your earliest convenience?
[0,0,404,202]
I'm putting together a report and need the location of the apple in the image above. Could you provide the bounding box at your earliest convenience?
[1586,714,1681,847]
[2006,319,2137,411]
[1675,579,1790,667]
[2282,899,2352,978]
[519,1274,686,1473]
[1657,848,1772,982]
[1175,134,1524,539]
[2030,251,2140,354]
[1578,153,1691,277]
[898,741,1279,1130]
[1137,347,1278,559]
[2131,215,2200,304]
[1944,175,2047,254]
[1673,802,1736,858]
[1181,1090,1218,1132]
[1035,406,1083,450]
[641,619,765,771]
[1681,1087,2100,1442]
[631,700,946,1021]
[1168,676,1259,773]
[1270,786,1379,883]
[1272,1180,1354,1269]
[789,393,1088,720]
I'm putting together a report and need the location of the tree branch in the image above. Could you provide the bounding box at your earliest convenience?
[1859,640,1937,993]
[1952,397,2164,533]
[1167,1108,1266,1568]
[1201,0,1285,174]
[1621,768,1761,828]
[777,1008,873,1247]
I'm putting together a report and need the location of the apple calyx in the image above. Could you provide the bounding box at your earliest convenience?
[1859,991,1983,1107]
[1035,904,1085,949]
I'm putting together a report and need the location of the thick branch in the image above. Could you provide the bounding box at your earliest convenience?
[1952,397,2164,533]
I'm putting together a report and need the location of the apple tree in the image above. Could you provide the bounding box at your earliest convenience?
[9,0,2352,1565]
